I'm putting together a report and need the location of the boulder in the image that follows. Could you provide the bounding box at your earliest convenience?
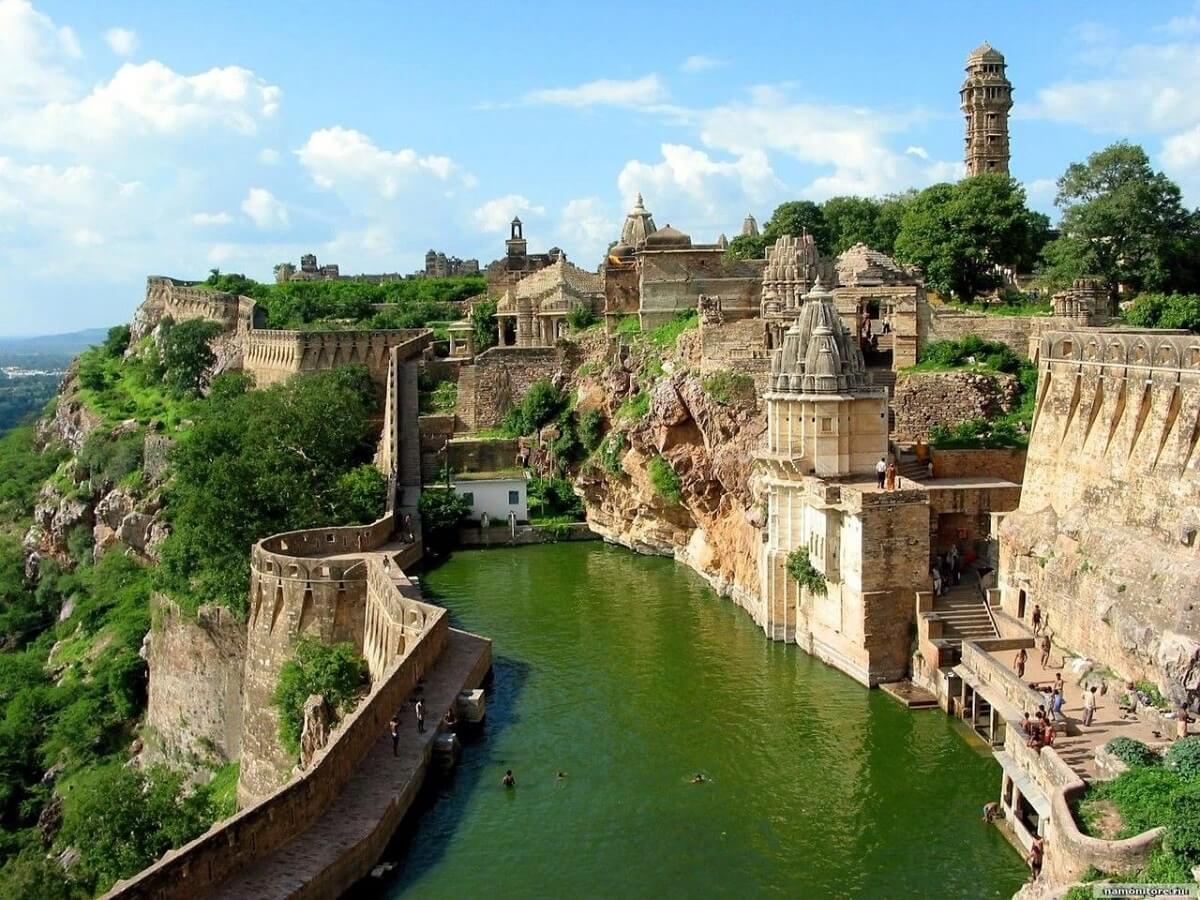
[299,694,331,769]
[1157,632,1200,705]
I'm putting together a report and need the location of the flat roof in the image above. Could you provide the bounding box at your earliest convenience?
[451,469,527,483]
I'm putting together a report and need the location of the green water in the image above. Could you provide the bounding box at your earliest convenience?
[377,543,1024,900]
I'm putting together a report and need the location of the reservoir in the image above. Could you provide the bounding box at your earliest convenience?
[378,543,1025,899]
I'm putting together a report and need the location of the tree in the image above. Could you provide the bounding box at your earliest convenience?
[725,233,768,260]
[331,464,388,524]
[101,325,131,357]
[763,200,831,253]
[1040,142,1200,300]
[159,318,220,398]
[1123,293,1200,333]
[470,299,498,352]
[893,175,1038,300]
[822,196,882,255]
[418,487,470,551]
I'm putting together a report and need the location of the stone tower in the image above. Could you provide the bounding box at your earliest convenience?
[961,42,1012,176]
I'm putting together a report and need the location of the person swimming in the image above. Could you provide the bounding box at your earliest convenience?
[691,773,707,784]
[501,769,515,787]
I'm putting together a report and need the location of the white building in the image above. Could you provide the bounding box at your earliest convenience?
[450,472,528,524]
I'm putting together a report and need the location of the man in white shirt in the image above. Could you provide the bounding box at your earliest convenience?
[875,458,886,489]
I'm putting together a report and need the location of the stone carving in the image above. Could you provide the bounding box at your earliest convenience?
[698,294,724,325]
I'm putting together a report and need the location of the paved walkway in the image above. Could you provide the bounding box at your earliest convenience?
[215,630,490,899]
[990,639,1164,780]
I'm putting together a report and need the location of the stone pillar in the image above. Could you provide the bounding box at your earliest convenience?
[516,297,534,347]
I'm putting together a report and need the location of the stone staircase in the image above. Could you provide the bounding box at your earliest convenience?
[933,577,998,643]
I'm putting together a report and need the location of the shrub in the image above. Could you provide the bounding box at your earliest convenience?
[1165,736,1200,781]
[702,370,756,405]
[78,429,144,488]
[597,432,625,476]
[331,464,387,525]
[470,298,498,351]
[102,325,131,357]
[159,318,221,398]
[1123,292,1200,333]
[648,456,682,504]
[1106,737,1159,769]
[528,476,583,520]
[418,487,470,551]
[566,305,599,330]
[786,548,827,595]
[500,378,567,437]
[616,391,649,422]
[615,315,641,335]
[578,409,604,452]
[1135,680,1167,708]
[272,638,368,757]
[1166,780,1200,862]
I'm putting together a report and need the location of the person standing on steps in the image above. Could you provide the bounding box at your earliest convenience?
[1014,647,1027,678]
[1040,633,1052,669]
[885,461,897,491]
[415,698,425,734]
[876,457,886,489]
[1082,686,1098,727]
[1031,603,1042,636]
[389,714,401,756]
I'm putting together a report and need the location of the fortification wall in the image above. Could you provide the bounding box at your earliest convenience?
[698,318,772,390]
[105,562,450,900]
[238,516,398,805]
[998,329,1200,699]
[931,448,1027,484]
[639,253,764,327]
[243,329,430,388]
[134,277,250,341]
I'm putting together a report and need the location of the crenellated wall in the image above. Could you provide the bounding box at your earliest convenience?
[243,328,430,388]
[998,328,1200,698]
[237,515,421,805]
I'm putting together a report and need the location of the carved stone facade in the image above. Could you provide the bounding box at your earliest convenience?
[1051,277,1109,323]
[757,282,928,686]
[961,42,1013,176]
[494,256,603,348]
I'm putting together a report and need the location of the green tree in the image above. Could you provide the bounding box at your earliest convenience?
[101,325,131,358]
[470,299,498,352]
[331,464,388,524]
[724,233,768,260]
[271,638,368,756]
[763,200,830,253]
[1040,142,1199,300]
[822,196,882,255]
[1123,293,1200,333]
[159,318,221,398]
[894,175,1037,300]
[418,487,470,551]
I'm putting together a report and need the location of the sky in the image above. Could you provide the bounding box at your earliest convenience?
[6,0,1200,335]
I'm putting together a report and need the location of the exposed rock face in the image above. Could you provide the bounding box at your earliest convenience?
[143,595,246,770]
[299,694,331,769]
[576,348,765,616]
[36,371,100,452]
[893,369,1018,442]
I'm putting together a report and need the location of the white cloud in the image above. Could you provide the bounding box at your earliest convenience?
[296,126,457,197]
[257,147,280,165]
[104,26,137,56]
[0,0,81,105]
[905,145,929,159]
[1026,178,1058,201]
[680,55,723,73]
[473,194,544,232]
[0,60,282,151]
[523,74,667,108]
[240,187,287,229]
[558,197,618,260]
[1163,2,1200,36]
[189,211,232,226]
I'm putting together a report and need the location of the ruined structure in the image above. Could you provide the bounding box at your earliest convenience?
[961,42,1013,177]
[833,243,925,368]
[1050,277,1109,323]
[757,280,928,685]
[274,253,413,285]
[494,255,603,348]
[424,249,480,278]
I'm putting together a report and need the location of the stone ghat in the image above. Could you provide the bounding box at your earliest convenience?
[104,559,491,900]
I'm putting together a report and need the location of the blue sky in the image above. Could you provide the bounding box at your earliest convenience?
[6,0,1200,334]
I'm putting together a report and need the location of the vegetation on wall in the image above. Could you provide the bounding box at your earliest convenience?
[596,431,626,477]
[469,298,498,352]
[1122,292,1200,334]
[701,370,756,406]
[785,548,827,596]
[527,476,584,522]
[271,638,369,757]
[647,456,682,505]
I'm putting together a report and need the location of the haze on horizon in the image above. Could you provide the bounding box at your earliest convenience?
[6,0,1200,336]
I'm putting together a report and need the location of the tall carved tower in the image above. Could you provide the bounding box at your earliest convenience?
[961,43,1012,176]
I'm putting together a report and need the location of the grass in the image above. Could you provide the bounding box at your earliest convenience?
[648,455,682,504]
[702,369,755,405]
[203,761,240,820]
[645,309,699,350]
[616,391,650,422]
[944,298,1053,317]
[76,343,194,429]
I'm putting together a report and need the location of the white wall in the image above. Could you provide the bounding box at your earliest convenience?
[451,478,528,523]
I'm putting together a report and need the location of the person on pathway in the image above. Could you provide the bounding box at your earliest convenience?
[1031,604,1042,636]
[885,462,897,491]
[931,567,943,598]
[1053,673,1064,694]
[949,545,961,584]
[1026,835,1045,881]
[1040,633,1052,669]
[389,714,401,756]
[415,698,425,734]
[1082,687,1098,727]
[1014,647,1027,678]
[502,769,515,787]
[883,314,892,335]
[876,457,886,489]
[480,511,490,533]
[1050,688,1066,724]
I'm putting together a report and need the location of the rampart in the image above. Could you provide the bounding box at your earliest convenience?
[455,345,576,431]
[997,329,1200,693]
[243,328,430,388]
[137,277,258,340]
[105,552,449,900]
[239,515,420,804]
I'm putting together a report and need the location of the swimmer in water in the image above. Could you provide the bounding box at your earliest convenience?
[691,773,706,784]
[501,769,515,787]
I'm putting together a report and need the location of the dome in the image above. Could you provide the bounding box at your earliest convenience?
[644,224,692,249]
[968,42,1004,62]
[620,193,657,248]
[769,277,869,394]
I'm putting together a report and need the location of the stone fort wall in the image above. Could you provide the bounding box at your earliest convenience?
[105,547,450,899]
[998,329,1200,696]
[455,345,581,431]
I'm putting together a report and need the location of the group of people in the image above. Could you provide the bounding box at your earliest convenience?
[388,696,460,756]
[929,545,963,597]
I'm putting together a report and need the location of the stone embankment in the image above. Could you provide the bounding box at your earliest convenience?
[892,369,1018,442]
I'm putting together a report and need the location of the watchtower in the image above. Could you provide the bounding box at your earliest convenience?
[961,43,1013,176]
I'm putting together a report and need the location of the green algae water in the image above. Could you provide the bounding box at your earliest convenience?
[375,543,1024,899]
